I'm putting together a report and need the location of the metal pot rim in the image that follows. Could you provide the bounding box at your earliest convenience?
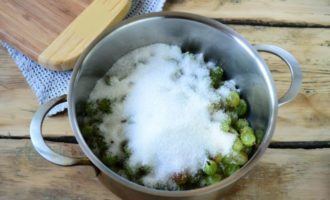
[68,12,277,197]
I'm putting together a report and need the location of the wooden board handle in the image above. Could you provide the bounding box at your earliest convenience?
[38,0,131,71]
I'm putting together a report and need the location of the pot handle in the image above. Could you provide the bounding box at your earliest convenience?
[30,95,90,166]
[254,44,302,107]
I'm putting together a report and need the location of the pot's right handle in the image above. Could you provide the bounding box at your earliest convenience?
[254,44,302,107]
[30,95,90,166]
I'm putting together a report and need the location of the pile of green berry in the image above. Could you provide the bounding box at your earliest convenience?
[168,66,260,189]
[77,78,152,185]
[78,98,112,157]
[196,66,259,186]
[77,65,261,190]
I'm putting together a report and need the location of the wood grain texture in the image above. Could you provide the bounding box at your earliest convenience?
[164,0,330,27]
[38,0,131,70]
[0,139,329,199]
[231,25,330,142]
[0,139,121,200]
[1,23,330,142]
[0,0,92,62]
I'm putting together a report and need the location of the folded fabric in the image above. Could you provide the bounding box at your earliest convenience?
[1,0,165,115]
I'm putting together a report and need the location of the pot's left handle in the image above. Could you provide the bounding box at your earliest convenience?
[30,95,90,166]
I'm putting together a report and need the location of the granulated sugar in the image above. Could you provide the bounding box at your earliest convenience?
[89,43,237,188]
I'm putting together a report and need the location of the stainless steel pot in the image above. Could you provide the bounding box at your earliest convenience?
[30,12,302,199]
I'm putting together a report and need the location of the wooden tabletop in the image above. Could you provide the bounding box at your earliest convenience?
[1,0,330,199]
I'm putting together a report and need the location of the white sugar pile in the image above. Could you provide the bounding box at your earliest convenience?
[89,43,237,188]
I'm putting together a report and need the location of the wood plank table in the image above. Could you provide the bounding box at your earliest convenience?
[1,0,330,199]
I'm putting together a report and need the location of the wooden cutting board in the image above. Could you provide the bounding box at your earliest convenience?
[0,0,131,71]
